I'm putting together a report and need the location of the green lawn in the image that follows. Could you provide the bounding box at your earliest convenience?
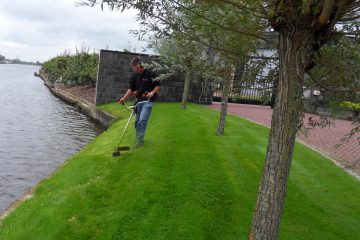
[0,102,359,240]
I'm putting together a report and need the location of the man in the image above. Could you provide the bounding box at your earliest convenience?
[119,56,161,147]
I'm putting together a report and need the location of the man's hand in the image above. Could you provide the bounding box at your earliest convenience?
[118,98,126,105]
[146,92,153,100]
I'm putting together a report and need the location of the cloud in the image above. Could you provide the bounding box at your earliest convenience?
[0,0,149,62]
[0,41,28,48]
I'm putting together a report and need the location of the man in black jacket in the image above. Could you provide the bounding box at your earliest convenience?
[119,56,161,147]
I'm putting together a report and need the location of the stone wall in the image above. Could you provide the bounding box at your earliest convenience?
[95,50,204,105]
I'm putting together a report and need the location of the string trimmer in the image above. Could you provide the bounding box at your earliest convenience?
[112,100,149,157]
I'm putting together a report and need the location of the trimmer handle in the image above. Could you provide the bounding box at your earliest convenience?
[127,100,149,109]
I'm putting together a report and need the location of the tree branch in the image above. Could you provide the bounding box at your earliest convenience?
[220,0,265,17]
[168,0,275,44]
[316,0,335,29]
[308,72,360,92]
[134,4,278,62]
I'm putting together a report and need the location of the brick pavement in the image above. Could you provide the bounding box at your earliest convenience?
[210,102,360,178]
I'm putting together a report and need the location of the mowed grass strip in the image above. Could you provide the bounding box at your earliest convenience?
[0,102,359,240]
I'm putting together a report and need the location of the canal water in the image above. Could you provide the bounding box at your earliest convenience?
[0,64,102,213]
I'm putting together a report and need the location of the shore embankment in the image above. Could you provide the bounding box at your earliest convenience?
[38,70,115,129]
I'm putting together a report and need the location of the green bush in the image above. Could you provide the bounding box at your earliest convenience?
[340,101,360,111]
[42,52,99,86]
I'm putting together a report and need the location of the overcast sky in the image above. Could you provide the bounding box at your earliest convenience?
[0,0,148,62]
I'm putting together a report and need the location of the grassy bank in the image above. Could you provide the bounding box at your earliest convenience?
[0,103,359,239]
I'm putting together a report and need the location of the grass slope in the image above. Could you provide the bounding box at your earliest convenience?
[0,103,359,240]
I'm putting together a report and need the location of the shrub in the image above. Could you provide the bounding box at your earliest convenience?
[42,52,99,86]
[340,101,360,111]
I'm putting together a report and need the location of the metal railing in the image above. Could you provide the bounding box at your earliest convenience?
[212,76,274,106]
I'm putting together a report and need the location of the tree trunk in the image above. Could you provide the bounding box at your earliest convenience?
[181,70,192,109]
[269,74,278,109]
[217,75,231,135]
[249,30,314,239]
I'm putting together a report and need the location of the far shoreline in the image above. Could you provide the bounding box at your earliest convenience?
[0,62,42,66]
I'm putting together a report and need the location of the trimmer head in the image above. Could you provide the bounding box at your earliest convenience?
[112,146,130,157]
[116,146,130,151]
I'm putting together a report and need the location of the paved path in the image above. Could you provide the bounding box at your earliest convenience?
[210,102,360,177]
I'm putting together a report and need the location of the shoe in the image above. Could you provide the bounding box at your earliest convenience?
[135,141,144,148]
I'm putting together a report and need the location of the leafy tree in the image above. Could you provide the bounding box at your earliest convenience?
[246,2,359,239]
[150,33,204,109]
